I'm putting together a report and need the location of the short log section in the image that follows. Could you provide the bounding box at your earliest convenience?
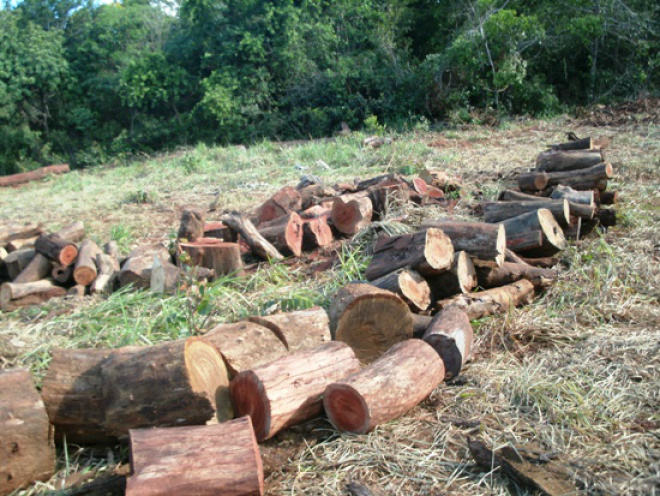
[435,280,535,320]
[331,196,373,235]
[420,221,506,266]
[180,239,245,277]
[247,307,331,352]
[422,307,474,380]
[370,268,431,311]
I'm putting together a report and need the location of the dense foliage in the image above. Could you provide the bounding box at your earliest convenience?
[1,0,658,174]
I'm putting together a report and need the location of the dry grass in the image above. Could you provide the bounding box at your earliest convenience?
[1,117,659,495]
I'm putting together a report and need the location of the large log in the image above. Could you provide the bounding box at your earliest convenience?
[536,149,604,172]
[4,249,36,280]
[331,196,373,235]
[177,208,205,242]
[35,233,78,267]
[365,228,454,281]
[422,307,474,380]
[426,251,477,300]
[482,200,570,226]
[90,252,120,294]
[257,185,302,224]
[476,262,557,290]
[0,280,66,310]
[0,164,69,187]
[0,223,44,245]
[549,136,592,151]
[230,342,361,441]
[435,280,535,320]
[370,268,431,311]
[74,239,102,286]
[0,369,55,494]
[13,253,53,284]
[180,239,244,277]
[420,221,506,266]
[329,283,413,363]
[257,212,303,257]
[126,417,264,496]
[544,162,613,190]
[501,209,565,256]
[549,184,594,206]
[221,212,284,261]
[246,307,331,353]
[324,339,444,434]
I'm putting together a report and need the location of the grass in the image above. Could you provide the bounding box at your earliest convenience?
[1,120,659,495]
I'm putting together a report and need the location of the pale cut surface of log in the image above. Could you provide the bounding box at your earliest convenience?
[420,221,506,266]
[331,196,373,235]
[0,164,69,187]
[257,185,302,224]
[477,262,557,290]
[14,253,53,284]
[0,223,44,245]
[101,339,228,438]
[35,233,78,266]
[257,212,303,257]
[435,280,535,320]
[536,149,603,172]
[370,268,431,311]
[41,348,114,444]
[230,342,361,441]
[178,208,205,242]
[301,216,333,250]
[329,283,413,363]
[74,239,102,286]
[549,136,592,151]
[56,221,85,243]
[180,239,245,277]
[501,209,566,255]
[426,251,477,300]
[91,252,120,294]
[365,228,454,281]
[0,280,66,311]
[423,307,473,380]
[126,417,263,496]
[550,184,594,206]
[221,212,284,261]
[0,369,55,494]
[544,162,613,190]
[5,248,36,280]
[324,339,445,434]
[247,307,331,352]
[482,200,570,226]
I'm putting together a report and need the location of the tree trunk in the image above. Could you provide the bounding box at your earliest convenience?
[544,162,613,190]
[422,307,474,380]
[4,249,36,280]
[230,342,360,441]
[0,369,55,494]
[74,239,102,286]
[435,279,535,319]
[426,251,478,300]
[0,223,44,245]
[0,280,66,310]
[323,339,444,434]
[257,212,303,257]
[476,262,557,290]
[14,253,53,284]
[56,221,85,243]
[365,228,454,281]
[329,283,413,363]
[179,239,244,277]
[221,212,283,261]
[35,233,78,267]
[90,252,120,294]
[370,268,431,311]
[535,149,604,172]
[126,417,264,496]
[246,307,331,353]
[501,208,566,256]
[550,185,594,206]
[0,164,69,187]
[331,196,373,235]
[177,208,205,242]
[549,137,592,151]
[257,186,302,224]
[420,221,506,266]
[482,200,570,226]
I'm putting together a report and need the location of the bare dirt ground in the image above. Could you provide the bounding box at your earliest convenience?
[1,115,659,495]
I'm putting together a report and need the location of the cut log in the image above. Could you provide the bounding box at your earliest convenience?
[119,255,157,289]
[476,262,557,290]
[35,233,78,266]
[544,162,613,190]
[419,169,461,191]
[149,257,180,294]
[367,180,410,217]
[203,221,237,242]
[104,241,120,260]
[536,149,604,172]
[412,178,427,195]
[301,216,333,250]
[482,200,570,226]
[0,369,55,494]
[230,341,361,441]
[0,280,66,310]
[246,307,331,353]
[501,209,566,256]
[370,268,431,311]
[0,223,44,245]
[221,212,284,261]
[426,251,478,300]
[518,256,560,268]
[74,239,102,286]
[435,279,535,320]
[90,252,120,294]
[180,239,245,277]
[563,215,582,240]
[498,190,547,202]
[298,184,337,210]
[102,339,228,438]
[518,171,549,192]
[14,253,53,284]
[550,184,594,206]
[596,190,619,206]
[411,314,433,339]
[0,164,70,187]
[549,136,592,151]
[5,236,38,252]
[503,230,544,252]
[365,228,454,281]
[329,283,413,363]
[56,221,86,243]
[126,417,264,496]
[422,307,474,380]
[51,263,73,285]
[324,339,444,434]
[177,208,205,242]
[331,196,373,235]
[257,212,303,257]
[419,221,506,266]
[257,185,302,224]
[4,249,36,280]
[504,248,532,266]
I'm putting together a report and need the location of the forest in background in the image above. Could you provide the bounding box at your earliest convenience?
[1,0,658,175]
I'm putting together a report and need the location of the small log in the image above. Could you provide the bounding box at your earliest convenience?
[301,215,333,250]
[298,184,337,210]
[501,209,566,256]
[331,196,373,235]
[518,171,549,192]
[426,251,478,300]
[149,257,180,294]
[504,248,532,266]
[35,233,78,266]
[518,256,560,268]
[14,253,53,284]
[482,200,570,226]
[257,185,302,224]
[0,163,69,187]
[56,221,86,243]
[180,239,245,277]
[90,253,120,294]
[118,255,157,289]
[536,149,604,172]
[52,263,74,285]
[504,230,544,252]
[257,212,304,257]
[422,307,474,379]
[549,136,592,151]
[476,262,557,290]
[544,162,613,190]
[0,280,66,310]
[595,190,618,206]
[0,369,55,494]
[126,417,264,496]
[329,283,413,363]
[5,236,38,252]
[550,184,594,206]
[247,307,331,353]
[324,339,445,434]
[365,228,454,281]
[563,215,582,241]
[177,208,205,242]
[0,223,44,245]
[4,249,36,280]
[435,280,535,320]
[420,221,506,266]
[498,190,547,202]
[104,241,120,260]
[221,212,284,261]
[370,268,431,311]
[230,341,361,441]
[74,239,102,286]
[411,314,433,339]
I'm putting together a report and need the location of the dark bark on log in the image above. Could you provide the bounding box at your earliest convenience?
[52,263,74,285]
[544,162,613,190]
[518,172,549,192]
[5,249,36,280]
[35,234,78,266]
[422,307,474,379]
[499,190,547,202]
[501,209,566,256]
[595,190,618,206]
[0,280,66,310]
[257,212,304,257]
[518,256,560,269]
[482,200,570,226]
[549,136,592,151]
[536,149,604,172]
[370,268,431,311]
[476,262,557,290]
[426,251,477,300]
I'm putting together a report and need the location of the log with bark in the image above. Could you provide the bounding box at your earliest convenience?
[221,212,284,261]
[549,184,594,206]
[549,136,592,151]
[501,208,566,256]
[420,220,506,266]
[257,186,302,224]
[301,214,333,250]
[370,268,431,311]
[203,221,237,242]
[298,183,337,210]
[74,239,102,286]
[177,208,205,242]
[0,164,69,187]
[4,249,36,280]
[118,255,157,289]
[13,253,53,284]
[126,417,264,496]
[331,195,373,235]
[476,262,557,290]
[329,283,413,363]
[518,256,560,269]
[482,200,570,226]
[367,180,411,217]
[365,228,454,281]
[257,212,303,257]
[5,236,38,252]
[526,162,613,191]
[435,279,535,320]
[90,252,120,294]
[595,190,619,206]
[411,314,433,339]
[35,233,78,267]
[0,369,55,494]
[51,264,73,285]
[149,257,181,294]
[324,339,445,434]
[180,239,245,277]
[426,251,478,300]
[517,171,549,192]
[230,341,361,441]
[0,223,44,246]
[419,169,461,191]
[0,280,66,310]
[498,190,547,202]
[422,307,474,380]
[246,307,331,353]
[535,149,604,172]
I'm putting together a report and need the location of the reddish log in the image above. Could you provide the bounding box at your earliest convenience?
[257,186,302,224]
[257,212,303,257]
[246,307,331,353]
[331,196,373,235]
[435,280,535,320]
[0,164,70,187]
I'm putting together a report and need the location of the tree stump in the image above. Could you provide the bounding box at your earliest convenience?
[420,221,506,266]
[180,239,244,278]
[370,268,431,311]
[422,307,474,380]
[247,307,331,352]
